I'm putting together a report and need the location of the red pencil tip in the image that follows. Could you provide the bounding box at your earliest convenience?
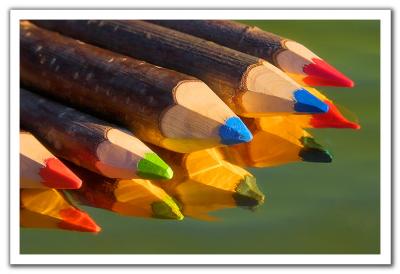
[59,208,102,233]
[303,58,354,88]
[310,101,361,129]
[40,158,82,189]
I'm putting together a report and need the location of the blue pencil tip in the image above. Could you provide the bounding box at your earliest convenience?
[219,117,253,145]
[294,88,329,114]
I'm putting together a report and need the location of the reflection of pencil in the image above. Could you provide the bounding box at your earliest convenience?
[153,146,265,211]
[148,20,354,88]
[219,117,333,168]
[20,131,82,189]
[67,163,184,220]
[20,188,101,233]
[20,88,172,180]
[32,20,328,117]
[20,21,251,153]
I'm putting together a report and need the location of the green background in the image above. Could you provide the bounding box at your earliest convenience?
[20,20,380,254]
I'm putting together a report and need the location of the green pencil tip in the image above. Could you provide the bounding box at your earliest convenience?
[137,153,174,180]
[151,199,184,220]
[233,176,265,208]
[299,137,333,163]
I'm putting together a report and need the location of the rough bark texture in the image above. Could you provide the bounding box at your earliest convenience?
[147,20,283,64]
[20,88,114,173]
[21,21,195,146]
[32,20,262,111]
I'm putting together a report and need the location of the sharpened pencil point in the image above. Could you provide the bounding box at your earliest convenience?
[59,208,101,233]
[303,58,354,88]
[39,158,82,189]
[220,117,253,145]
[234,176,265,208]
[151,200,184,220]
[294,89,329,114]
[310,101,361,129]
[137,153,173,180]
[299,137,333,163]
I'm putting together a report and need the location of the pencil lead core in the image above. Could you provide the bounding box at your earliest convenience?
[303,58,354,88]
[293,88,329,114]
[151,200,184,220]
[310,101,361,129]
[40,158,82,189]
[58,208,101,233]
[219,117,253,145]
[137,153,174,180]
[299,137,333,163]
[234,176,265,208]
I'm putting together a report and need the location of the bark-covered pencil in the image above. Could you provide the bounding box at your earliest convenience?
[31,20,329,117]
[21,88,173,180]
[147,20,354,88]
[20,21,252,153]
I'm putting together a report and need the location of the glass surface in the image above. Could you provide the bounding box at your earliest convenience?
[20,20,380,254]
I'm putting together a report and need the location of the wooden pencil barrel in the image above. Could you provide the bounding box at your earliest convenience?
[20,21,196,148]
[31,20,264,112]
[20,88,115,175]
[147,20,283,64]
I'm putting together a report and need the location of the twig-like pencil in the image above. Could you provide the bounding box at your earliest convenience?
[66,163,184,220]
[20,88,173,180]
[31,20,329,117]
[20,131,82,189]
[20,188,101,233]
[20,21,251,153]
[148,20,354,88]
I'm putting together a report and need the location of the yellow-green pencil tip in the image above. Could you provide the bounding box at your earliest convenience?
[151,200,184,220]
[234,176,265,208]
[137,152,174,180]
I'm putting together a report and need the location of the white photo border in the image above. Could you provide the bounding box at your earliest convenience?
[9,9,392,265]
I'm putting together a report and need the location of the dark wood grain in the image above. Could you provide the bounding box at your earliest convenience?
[31,20,264,111]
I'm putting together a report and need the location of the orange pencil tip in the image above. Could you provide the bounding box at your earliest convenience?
[303,58,354,88]
[310,101,360,129]
[59,208,102,233]
[40,158,82,189]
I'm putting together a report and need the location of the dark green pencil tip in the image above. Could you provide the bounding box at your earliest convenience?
[233,176,265,208]
[137,152,174,180]
[299,137,333,163]
[151,200,184,220]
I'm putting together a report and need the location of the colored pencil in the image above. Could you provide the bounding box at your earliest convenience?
[287,87,360,129]
[147,20,354,88]
[218,116,333,168]
[152,146,265,212]
[20,21,252,153]
[20,131,82,189]
[20,88,173,180]
[67,163,184,220]
[20,188,101,232]
[31,20,329,117]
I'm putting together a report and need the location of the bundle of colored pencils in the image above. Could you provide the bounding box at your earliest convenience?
[19,20,358,232]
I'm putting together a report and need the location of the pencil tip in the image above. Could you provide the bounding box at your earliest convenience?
[59,208,102,233]
[234,176,265,208]
[310,101,361,129]
[299,137,333,163]
[137,153,174,180]
[219,117,253,145]
[40,158,82,189]
[303,58,354,87]
[294,88,329,114]
[151,200,184,220]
